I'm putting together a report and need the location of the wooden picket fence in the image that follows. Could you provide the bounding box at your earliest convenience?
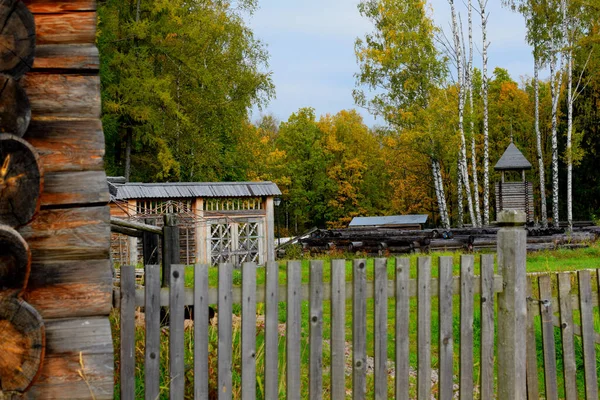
[115,213,600,399]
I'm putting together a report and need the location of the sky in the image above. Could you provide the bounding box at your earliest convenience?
[247,0,535,128]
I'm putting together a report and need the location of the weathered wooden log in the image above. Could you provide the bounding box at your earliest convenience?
[33,44,98,71]
[0,224,30,297]
[33,12,95,45]
[21,73,100,118]
[0,296,45,394]
[23,316,113,400]
[0,75,31,136]
[23,0,96,13]
[18,206,110,262]
[0,134,42,226]
[25,118,104,173]
[0,0,35,78]
[40,170,109,207]
[25,259,112,319]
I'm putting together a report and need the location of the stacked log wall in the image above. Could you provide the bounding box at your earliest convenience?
[18,1,113,398]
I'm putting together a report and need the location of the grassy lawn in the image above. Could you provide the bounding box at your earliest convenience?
[112,244,600,399]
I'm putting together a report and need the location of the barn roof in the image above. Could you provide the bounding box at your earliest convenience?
[109,180,282,200]
[494,142,532,170]
[349,215,428,227]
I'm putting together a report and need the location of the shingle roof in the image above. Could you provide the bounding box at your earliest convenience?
[349,215,428,227]
[494,142,532,170]
[110,181,282,200]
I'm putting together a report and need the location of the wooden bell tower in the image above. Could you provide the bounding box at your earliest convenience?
[494,142,534,224]
[0,1,113,398]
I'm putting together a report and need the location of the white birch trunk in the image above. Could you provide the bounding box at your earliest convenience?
[467,0,482,227]
[478,0,490,226]
[432,159,450,229]
[534,55,548,228]
[449,0,476,226]
[549,44,563,229]
[457,160,464,228]
[565,0,573,231]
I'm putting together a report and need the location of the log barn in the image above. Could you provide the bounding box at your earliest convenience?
[1,1,113,399]
[109,179,282,266]
[494,142,534,224]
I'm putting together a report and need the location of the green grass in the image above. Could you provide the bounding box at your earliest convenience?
[112,243,600,399]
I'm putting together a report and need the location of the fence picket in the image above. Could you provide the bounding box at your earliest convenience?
[194,264,209,400]
[169,264,185,400]
[353,259,367,400]
[309,260,324,400]
[459,255,474,400]
[538,275,558,400]
[286,261,302,400]
[525,276,540,399]
[578,270,599,400]
[438,256,454,400]
[331,259,346,400]
[144,264,161,400]
[120,265,136,400]
[417,257,431,400]
[242,262,257,400]
[395,258,410,400]
[479,255,495,400]
[218,263,233,400]
[265,261,279,400]
[374,258,388,400]
[557,273,577,400]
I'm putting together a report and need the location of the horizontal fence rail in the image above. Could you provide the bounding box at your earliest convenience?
[117,259,600,399]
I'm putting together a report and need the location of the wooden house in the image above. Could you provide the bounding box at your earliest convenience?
[348,215,429,230]
[494,142,534,223]
[0,1,114,399]
[109,180,282,266]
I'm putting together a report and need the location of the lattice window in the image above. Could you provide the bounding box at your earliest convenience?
[204,197,262,211]
[137,200,193,215]
[238,222,260,263]
[210,222,234,265]
[208,219,263,266]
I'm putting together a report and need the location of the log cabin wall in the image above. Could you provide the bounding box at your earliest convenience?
[16,1,113,398]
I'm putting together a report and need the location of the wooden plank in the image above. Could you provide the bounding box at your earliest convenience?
[557,273,577,400]
[330,259,346,400]
[417,257,431,400]
[22,74,101,118]
[538,275,558,400]
[525,276,540,399]
[18,206,110,262]
[25,259,111,319]
[479,254,495,400]
[144,265,160,400]
[395,257,410,400]
[169,264,185,399]
[286,261,302,400]
[119,265,135,400]
[352,259,367,400]
[34,12,96,45]
[218,263,233,400]
[578,270,598,399]
[24,317,113,399]
[373,258,388,400]
[25,118,105,173]
[33,44,99,71]
[459,255,474,400]
[309,260,323,400]
[241,262,257,400]
[438,256,454,400]
[24,0,97,13]
[40,170,109,207]
[194,264,209,400]
[264,260,279,400]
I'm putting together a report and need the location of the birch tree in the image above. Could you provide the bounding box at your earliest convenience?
[354,0,450,228]
[478,0,491,225]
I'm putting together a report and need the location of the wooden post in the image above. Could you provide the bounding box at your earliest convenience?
[142,218,159,265]
[162,214,179,287]
[496,209,527,400]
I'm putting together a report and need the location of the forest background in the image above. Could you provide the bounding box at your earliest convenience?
[98,0,600,235]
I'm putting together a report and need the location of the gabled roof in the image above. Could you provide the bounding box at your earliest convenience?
[349,215,428,227]
[494,142,532,171]
[109,180,282,200]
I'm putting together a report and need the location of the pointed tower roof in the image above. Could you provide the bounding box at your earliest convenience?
[494,142,532,171]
